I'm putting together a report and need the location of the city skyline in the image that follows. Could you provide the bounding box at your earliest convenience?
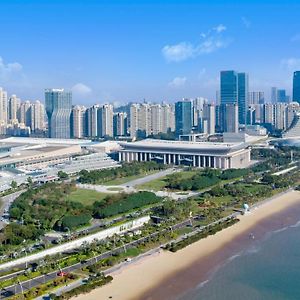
[1,0,300,104]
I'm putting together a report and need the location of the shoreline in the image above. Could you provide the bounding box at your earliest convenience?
[74,189,300,300]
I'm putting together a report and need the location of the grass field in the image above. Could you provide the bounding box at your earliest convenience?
[104,169,161,186]
[65,189,109,206]
[137,169,199,191]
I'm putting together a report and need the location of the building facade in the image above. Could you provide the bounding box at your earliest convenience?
[175,99,192,136]
[118,139,251,169]
[45,89,72,139]
[293,71,300,103]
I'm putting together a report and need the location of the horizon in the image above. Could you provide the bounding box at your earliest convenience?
[1,0,300,105]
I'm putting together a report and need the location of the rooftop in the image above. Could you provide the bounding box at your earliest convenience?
[120,139,244,149]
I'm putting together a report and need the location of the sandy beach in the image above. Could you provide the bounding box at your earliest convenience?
[75,189,300,300]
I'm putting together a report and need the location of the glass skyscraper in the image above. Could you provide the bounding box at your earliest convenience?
[237,72,249,125]
[220,71,238,105]
[293,71,300,103]
[175,100,192,136]
[45,88,72,139]
[220,70,248,126]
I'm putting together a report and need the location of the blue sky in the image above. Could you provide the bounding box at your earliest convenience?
[1,0,300,105]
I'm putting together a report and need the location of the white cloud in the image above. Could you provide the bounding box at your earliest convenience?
[214,24,227,33]
[241,17,251,29]
[162,25,230,62]
[72,83,92,96]
[291,34,300,42]
[280,58,300,70]
[0,56,23,81]
[168,77,187,88]
[162,43,195,62]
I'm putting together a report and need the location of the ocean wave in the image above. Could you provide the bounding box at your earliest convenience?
[196,279,210,289]
[245,245,261,255]
[227,253,242,262]
[290,219,300,228]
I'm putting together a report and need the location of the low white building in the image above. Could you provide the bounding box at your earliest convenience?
[118,139,251,169]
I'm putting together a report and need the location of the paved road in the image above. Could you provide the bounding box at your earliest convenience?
[0,190,25,230]
[0,216,150,271]
[1,218,194,298]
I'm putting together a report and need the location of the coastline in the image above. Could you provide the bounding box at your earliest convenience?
[74,189,300,300]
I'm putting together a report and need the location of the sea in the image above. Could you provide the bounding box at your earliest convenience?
[180,216,300,300]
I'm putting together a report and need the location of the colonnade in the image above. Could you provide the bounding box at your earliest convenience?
[118,151,230,169]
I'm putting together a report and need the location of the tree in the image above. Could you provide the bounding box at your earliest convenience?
[11,180,17,189]
[58,171,69,180]
[27,177,33,186]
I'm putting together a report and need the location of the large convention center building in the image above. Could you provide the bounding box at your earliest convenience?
[118,139,251,169]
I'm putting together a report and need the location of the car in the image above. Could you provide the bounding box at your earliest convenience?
[57,271,68,277]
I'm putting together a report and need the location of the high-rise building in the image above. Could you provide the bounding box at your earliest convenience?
[274,103,287,130]
[138,103,151,137]
[202,103,216,135]
[220,103,238,133]
[175,99,192,136]
[237,72,249,125]
[150,104,162,135]
[277,89,288,103]
[98,104,114,137]
[45,89,72,139]
[0,87,8,125]
[8,94,21,122]
[161,103,175,133]
[113,112,127,136]
[19,101,31,126]
[271,87,278,103]
[30,100,45,131]
[130,104,139,138]
[263,103,274,125]
[248,92,265,105]
[293,71,300,103]
[220,71,238,106]
[71,105,86,138]
[193,97,207,127]
[86,105,99,138]
[220,70,248,127]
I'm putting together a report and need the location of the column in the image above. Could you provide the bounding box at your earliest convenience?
[163,154,166,164]
[173,154,176,165]
[193,156,196,167]
[211,157,216,168]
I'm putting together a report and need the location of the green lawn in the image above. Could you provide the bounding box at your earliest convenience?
[137,177,167,191]
[137,169,199,191]
[65,189,109,206]
[209,195,233,205]
[104,169,161,186]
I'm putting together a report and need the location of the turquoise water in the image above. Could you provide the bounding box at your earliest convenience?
[181,220,300,300]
